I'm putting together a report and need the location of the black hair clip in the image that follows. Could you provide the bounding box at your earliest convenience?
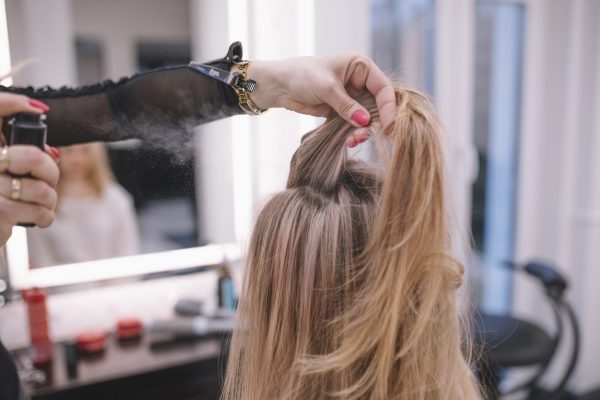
[188,63,257,94]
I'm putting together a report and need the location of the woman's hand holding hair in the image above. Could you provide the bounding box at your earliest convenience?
[0,93,59,245]
[247,53,396,146]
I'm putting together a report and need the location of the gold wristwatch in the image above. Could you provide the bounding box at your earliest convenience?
[230,61,267,115]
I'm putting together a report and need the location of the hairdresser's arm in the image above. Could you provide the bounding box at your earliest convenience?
[0,66,243,146]
[0,51,393,146]
[0,43,246,146]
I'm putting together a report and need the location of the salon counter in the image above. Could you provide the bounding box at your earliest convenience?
[0,272,220,350]
[0,270,228,399]
[13,333,227,400]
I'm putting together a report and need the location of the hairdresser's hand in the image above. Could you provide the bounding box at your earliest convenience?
[248,54,396,146]
[0,93,59,245]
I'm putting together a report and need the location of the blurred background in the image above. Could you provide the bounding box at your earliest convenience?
[0,0,598,399]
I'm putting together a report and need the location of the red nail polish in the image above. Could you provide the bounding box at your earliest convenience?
[50,147,61,159]
[28,98,50,112]
[351,110,370,126]
[357,136,368,144]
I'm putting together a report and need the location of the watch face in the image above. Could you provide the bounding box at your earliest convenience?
[244,79,257,93]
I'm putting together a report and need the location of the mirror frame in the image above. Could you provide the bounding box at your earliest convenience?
[5,227,241,291]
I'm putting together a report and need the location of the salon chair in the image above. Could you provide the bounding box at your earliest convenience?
[474,261,581,400]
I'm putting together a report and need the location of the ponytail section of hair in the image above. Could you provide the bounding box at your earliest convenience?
[295,89,481,399]
[222,88,482,400]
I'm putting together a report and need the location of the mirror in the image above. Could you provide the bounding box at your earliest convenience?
[5,0,205,269]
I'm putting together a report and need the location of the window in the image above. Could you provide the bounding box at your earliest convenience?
[472,2,525,313]
[371,0,435,95]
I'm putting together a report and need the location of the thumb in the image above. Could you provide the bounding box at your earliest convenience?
[322,86,371,127]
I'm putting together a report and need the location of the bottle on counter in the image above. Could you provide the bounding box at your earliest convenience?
[217,266,237,310]
[22,288,53,366]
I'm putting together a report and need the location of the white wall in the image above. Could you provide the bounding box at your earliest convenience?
[189,0,237,244]
[5,0,76,87]
[71,0,190,79]
[6,0,190,84]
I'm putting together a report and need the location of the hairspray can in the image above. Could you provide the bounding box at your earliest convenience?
[8,112,47,150]
[7,112,47,227]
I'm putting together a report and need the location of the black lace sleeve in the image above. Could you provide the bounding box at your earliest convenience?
[0,43,245,147]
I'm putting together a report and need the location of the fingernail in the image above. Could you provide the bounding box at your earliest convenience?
[28,98,50,112]
[29,99,50,112]
[357,136,369,144]
[351,110,370,126]
[348,138,357,148]
[50,146,61,160]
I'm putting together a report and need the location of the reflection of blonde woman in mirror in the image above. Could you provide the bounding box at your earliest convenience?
[222,88,482,399]
[27,142,140,268]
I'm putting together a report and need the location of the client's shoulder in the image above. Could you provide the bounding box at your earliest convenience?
[103,183,135,205]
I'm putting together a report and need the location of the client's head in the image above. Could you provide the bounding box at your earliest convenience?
[223,87,481,400]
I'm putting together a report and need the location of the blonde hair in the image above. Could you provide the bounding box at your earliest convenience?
[56,142,115,208]
[222,87,482,399]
